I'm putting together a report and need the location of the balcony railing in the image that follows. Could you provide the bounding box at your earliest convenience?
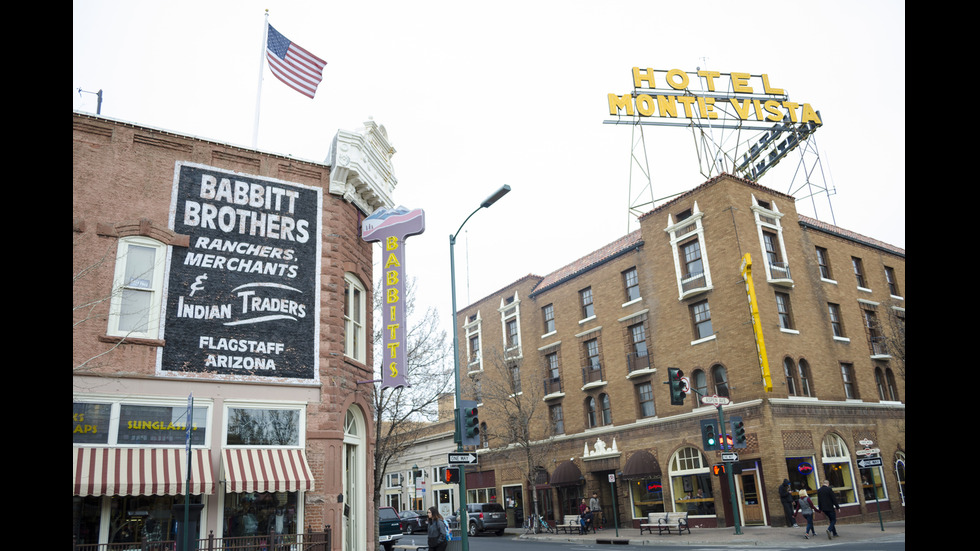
[769,261,791,280]
[543,376,563,396]
[627,351,652,373]
[582,363,604,385]
[870,336,889,356]
[681,271,707,293]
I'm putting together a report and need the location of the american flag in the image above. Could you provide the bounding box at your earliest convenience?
[266,24,327,99]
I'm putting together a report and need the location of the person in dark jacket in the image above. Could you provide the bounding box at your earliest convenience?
[426,506,448,551]
[779,479,797,527]
[816,479,841,539]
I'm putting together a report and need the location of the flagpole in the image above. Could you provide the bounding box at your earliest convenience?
[252,10,269,149]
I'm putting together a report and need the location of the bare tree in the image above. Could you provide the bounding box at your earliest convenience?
[477,347,561,532]
[371,278,454,547]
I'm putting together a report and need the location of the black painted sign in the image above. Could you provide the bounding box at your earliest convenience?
[161,163,321,380]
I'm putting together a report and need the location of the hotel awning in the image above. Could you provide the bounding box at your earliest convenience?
[73,447,214,497]
[222,448,315,493]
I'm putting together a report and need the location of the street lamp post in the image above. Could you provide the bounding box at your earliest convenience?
[449,185,510,551]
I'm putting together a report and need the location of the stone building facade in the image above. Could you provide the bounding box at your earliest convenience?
[73,112,397,550]
[455,174,904,529]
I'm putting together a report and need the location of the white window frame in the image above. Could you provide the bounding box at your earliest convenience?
[500,293,522,359]
[107,236,167,339]
[73,394,213,448]
[750,195,792,285]
[223,400,307,448]
[344,273,366,363]
[820,434,859,506]
[665,202,713,299]
[464,311,483,373]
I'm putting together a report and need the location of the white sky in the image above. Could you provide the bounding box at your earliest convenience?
[74,0,905,322]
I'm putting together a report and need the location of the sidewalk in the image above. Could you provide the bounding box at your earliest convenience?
[508,520,905,547]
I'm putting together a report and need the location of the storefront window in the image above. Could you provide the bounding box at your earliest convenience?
[859,464,887,501]
[72,496,102,545]
[821,434,857,505]
[224,491,297,539]
[226,408,300,446]
[73,402,112,444]
[785,457,818,493]
[118,404,208,446]
[895,453,905,505]
[109,495,203,546]
[467,487,497,504]
[669,447,715,515]
[629,478,665,517]
[557,485,582,516]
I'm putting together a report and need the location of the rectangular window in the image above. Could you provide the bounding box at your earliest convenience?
[580,287,595,319]
[226,407,301,446]
[852,257,867,288]
[344,274,366,362]
[506,318,519,348]
[816,247,833,279]
[629,323,648,357]
[690,300,713,340]
[829,303,845,337]
[542,304,555,334]
[775,292,794,330]
[681,239,704,279]
[885,266,901,296]
[637,382,655,418]
[550,404,564,435]
[469,335,480,364]
[109,237,166,338]
[546,352,560,380]
[510,363,522,394]
[841,363,858,399]
[585,338,600,369]
[623,267,640,302]
[863,306,886,355]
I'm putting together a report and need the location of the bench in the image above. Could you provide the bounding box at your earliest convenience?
[638,512,691,535]
[556,515,580,534]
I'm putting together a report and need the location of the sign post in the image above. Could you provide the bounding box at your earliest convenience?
[607,474,619,537]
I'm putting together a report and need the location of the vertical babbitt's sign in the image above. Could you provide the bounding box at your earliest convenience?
[161,162,322,380]
[361,206,426,389]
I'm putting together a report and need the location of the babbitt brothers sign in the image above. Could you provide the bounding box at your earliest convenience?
[160,162,322,380]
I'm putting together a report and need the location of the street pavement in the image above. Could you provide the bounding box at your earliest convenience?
[505,520,906,547]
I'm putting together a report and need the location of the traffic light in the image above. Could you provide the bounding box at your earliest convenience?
[712,464,727,476]
[444,467,460,484]
[700,419,719,451]
[666,367,686,406]
[460,399,480,447]
[731,416,746,448]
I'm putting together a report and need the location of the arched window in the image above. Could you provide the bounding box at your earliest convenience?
[692,369,707,406]
[894,453,905,506]
[343,273,366,362]
[711,365,729,398]
[874,367,887,400]
[798,359,813,397]
[885,368,899,402]
[667,447,715,515]
[820,434,858,505]
[599,393,612,426]
[108,236,166,339]
[784,358,799,396]
[343,407,366,551]
[586,397,597,428]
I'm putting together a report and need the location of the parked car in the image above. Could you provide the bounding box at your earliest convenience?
[399,510,429,534]
[462,502,506,536]
[378,507,403,551]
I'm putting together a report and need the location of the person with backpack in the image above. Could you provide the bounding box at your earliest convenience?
[427,506,449,551]
[794,489,817,539]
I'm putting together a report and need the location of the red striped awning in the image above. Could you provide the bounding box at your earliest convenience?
[73,447,214,497]
[222,448,315,493]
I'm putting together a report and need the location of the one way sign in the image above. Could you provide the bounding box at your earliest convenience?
[448,453,479,465]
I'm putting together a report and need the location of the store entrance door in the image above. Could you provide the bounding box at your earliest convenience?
[737,469,765,525]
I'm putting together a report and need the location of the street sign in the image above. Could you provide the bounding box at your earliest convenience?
[681,377,691,394]
[608,473,616,483]
[859,438,874,447]
[856,447,880,456]
[700,395,730,406]
[722,452,739,462]
[448,452,479,465]
[857,457,883,468]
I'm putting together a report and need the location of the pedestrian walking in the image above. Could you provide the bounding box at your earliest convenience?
[816,479,841,539]
[794,489,817,539]
[427,506,449,551]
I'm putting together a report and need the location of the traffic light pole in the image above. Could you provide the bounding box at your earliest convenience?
[714,404,742,535]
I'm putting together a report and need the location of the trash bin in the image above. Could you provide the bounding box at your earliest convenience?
[446,529,462,551]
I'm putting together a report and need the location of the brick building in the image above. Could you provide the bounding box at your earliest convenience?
[73,112,396,550]
[454,174,904,530]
